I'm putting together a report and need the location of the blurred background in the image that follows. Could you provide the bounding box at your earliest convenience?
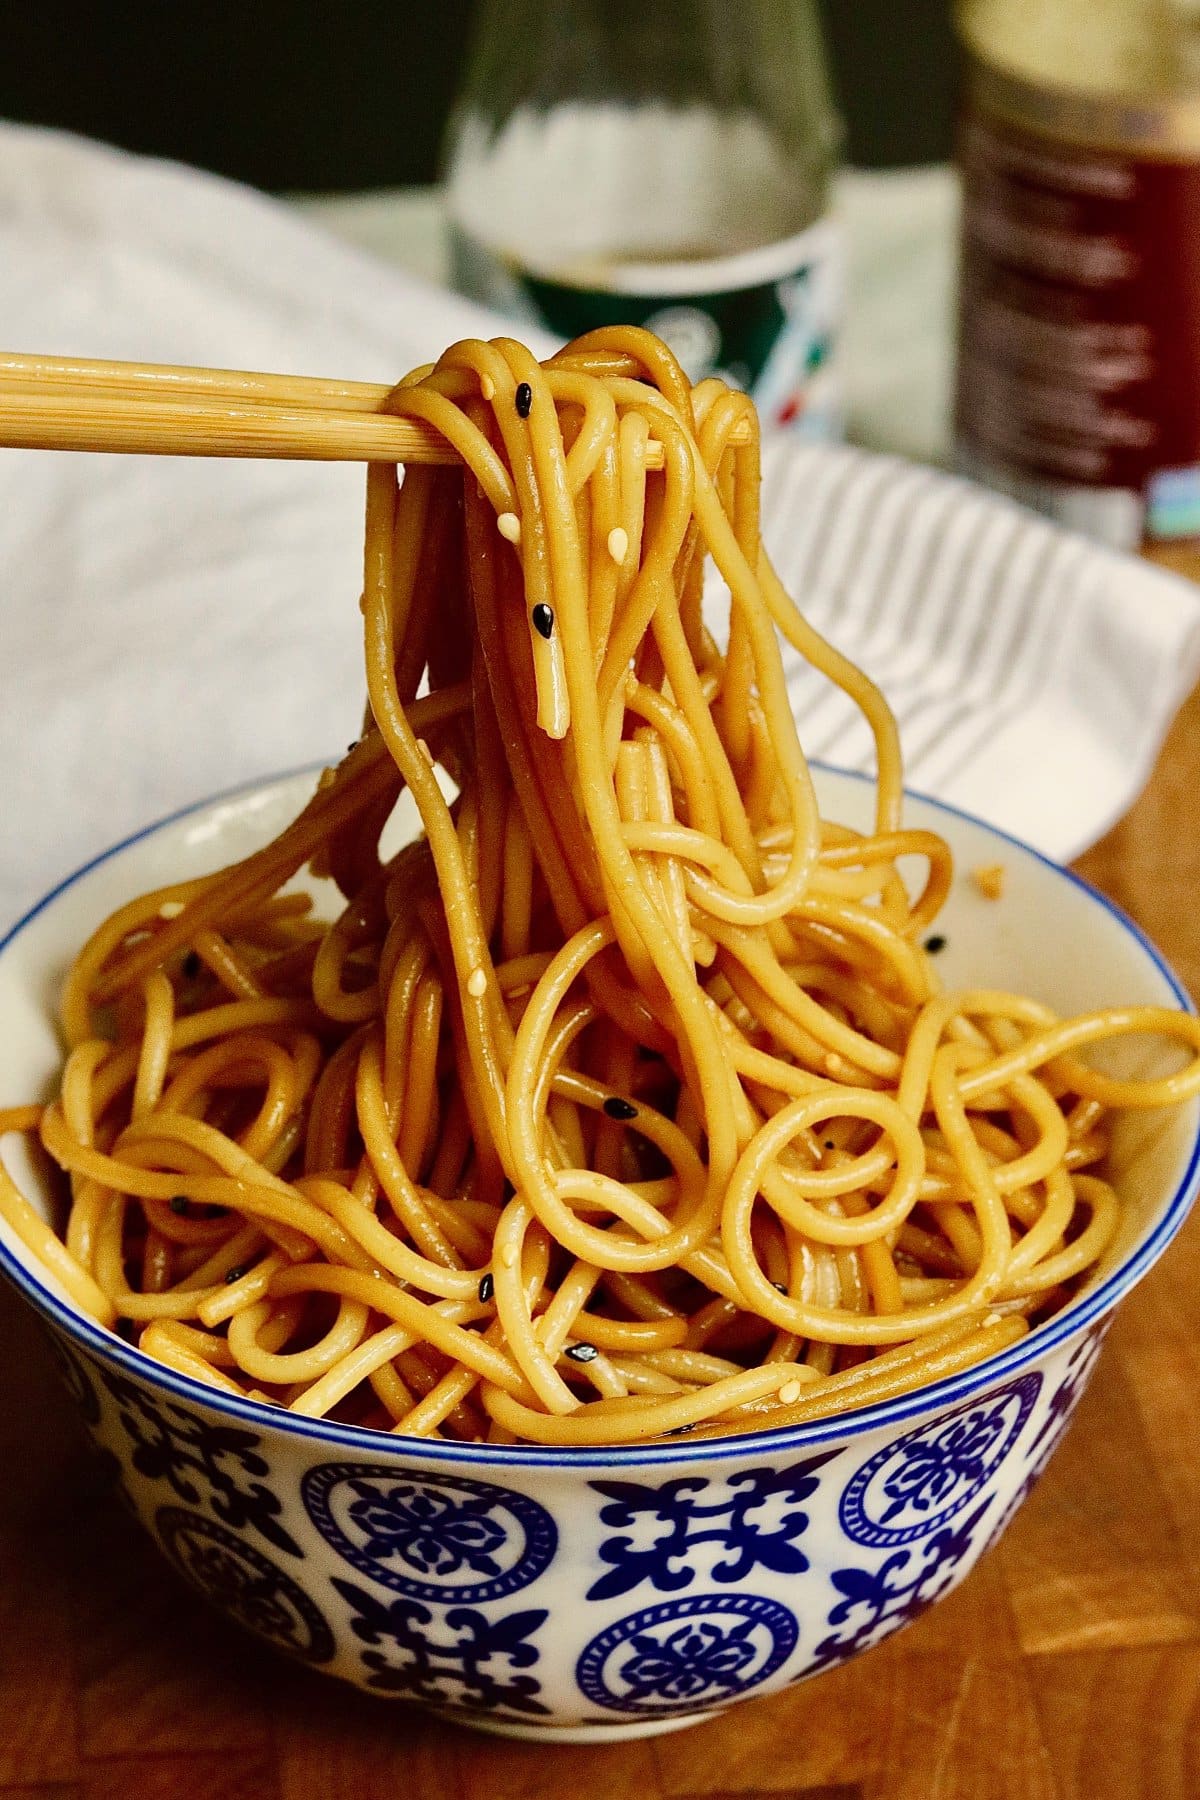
[0,0,958,188]
[1,0,1196,567]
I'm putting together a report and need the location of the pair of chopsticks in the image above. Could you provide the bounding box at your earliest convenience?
[0,350,740,470]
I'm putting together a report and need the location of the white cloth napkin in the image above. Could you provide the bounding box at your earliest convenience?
[760,439,1200,851]
[1,123,1198,934]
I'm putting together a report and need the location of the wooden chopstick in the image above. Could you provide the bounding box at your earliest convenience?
[0,386,464,464]
[0,350,395,411]
[0,350,748,469]
[0,353,456,465]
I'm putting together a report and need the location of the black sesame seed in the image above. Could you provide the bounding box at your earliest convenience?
[531,602,554,640]
[169,1195,190,1216]
[824,1140,835,1151]
[773,1281,788,1294]
[514,381,533,419]
[565,1341,599,1363]
[603,1096,638,1120]
[668,1422,697,1436]
[923,933,947,954]
[478,1272,495,1303]
[182,950,201,979]
[224,1264,248,1285]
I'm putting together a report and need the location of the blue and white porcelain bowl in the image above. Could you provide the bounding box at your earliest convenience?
[2,768,1197,1742]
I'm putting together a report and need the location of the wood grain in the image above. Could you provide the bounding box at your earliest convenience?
[2,662,1199,1799]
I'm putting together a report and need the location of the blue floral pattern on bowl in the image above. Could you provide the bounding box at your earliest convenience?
[577,1594,798,1715]
[587,1448,841,1600]
[155,1505,334,1663]
[101,1366,299,1556]
[303,1463,557,1603]
[1024,1328,1105,1464]
[333,1579,550,1714]
[982,1327,1108,1552]
[838,1373,1042,1548]
[809,1495,994,1672]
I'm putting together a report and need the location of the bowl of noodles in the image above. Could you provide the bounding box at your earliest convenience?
[1,330,1199,1739]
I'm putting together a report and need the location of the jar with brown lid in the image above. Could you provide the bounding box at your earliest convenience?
[954,0,1200,567]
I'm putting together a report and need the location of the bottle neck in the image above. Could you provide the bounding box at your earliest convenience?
[447,102,833,270]
[453,0,841,160]
[445,0,840,267]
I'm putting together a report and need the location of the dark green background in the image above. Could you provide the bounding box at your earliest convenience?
[0,2,958,191]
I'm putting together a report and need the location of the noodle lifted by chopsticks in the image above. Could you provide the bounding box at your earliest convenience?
[4,328,1200,1445]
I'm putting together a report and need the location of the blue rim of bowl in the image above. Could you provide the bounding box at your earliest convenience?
[1,761,1198,1469]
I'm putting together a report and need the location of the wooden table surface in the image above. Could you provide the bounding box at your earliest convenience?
[3,608,1200,1800]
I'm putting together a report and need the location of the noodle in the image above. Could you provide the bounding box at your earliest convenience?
[3,327,1200,1447]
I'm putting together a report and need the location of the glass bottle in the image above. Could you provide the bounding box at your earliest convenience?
[954,0,1200,560]
[442,0,844,437]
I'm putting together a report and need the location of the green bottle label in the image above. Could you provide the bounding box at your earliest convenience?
[449,217,842,438]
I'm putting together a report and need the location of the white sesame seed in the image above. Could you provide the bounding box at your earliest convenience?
[500,1243,519,1268]
[158,901,185,920]
[497,511,522,544]
[779,1380,803,1405]
[480,375,496,401]
[607,526,629,564]
[466,967,487,998]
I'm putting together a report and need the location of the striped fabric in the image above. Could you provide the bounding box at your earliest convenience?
[752,441,1200,861]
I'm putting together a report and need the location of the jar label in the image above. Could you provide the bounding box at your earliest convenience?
[449,218,842,439]
[956,101,1200,548]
